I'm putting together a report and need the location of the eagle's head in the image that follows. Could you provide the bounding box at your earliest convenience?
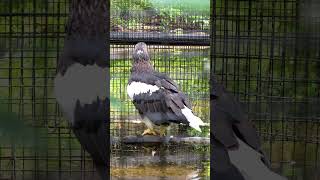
[132,42,150,62]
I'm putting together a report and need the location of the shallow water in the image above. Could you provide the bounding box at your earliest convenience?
[111,164,205,180]
[111,144,210,180]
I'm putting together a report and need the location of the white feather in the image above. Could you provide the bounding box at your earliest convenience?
[228,137,287,180]
[127,81,159,99]
[54,63,108,124]
[181,106,205,132]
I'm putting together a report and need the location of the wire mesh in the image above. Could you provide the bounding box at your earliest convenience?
[110,0,210,179]
[0,0,210,180]
[1,0,319,180]
[110,44,210,179]
[110,0,210,45]
[0,1,100,180]
[211,0,320,179]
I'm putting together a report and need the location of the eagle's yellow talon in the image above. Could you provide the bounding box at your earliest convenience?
[142,128,158,136]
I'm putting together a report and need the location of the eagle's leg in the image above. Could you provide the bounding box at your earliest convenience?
[141,117,158,136]
[142,128,158,136]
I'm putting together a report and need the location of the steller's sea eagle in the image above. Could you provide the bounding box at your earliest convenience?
[54,0,109,179]
[127,42,205,136]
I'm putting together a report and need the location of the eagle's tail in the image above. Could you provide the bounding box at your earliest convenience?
[228,137,287,180]
[73,124,109,180]
[181,106,205,132]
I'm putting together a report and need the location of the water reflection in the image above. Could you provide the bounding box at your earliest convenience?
[111,144,209,180]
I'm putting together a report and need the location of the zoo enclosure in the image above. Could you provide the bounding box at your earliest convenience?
[109,1,211,178]
[0,0,319,180]
[0,0,211,179]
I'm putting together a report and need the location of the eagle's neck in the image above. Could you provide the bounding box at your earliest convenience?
[66,0,108,38]
[131,61,154,74]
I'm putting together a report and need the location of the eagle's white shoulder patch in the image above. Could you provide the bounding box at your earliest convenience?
[127,81,159,99]
[54,63,108,123]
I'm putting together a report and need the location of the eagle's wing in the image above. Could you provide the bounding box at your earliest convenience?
[211,76,261,152]
[130,73,190,126]
[128,72,204,131]
[211,76,287,180]
[154,72,192,109]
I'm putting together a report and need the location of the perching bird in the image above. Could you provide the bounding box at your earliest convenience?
[54,0,109,180]
[127,42,205,136]
[211,76,287,180]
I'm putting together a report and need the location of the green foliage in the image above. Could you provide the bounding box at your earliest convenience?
[112,0,153,11]
[150,0,210,12]
[110,0,210,32]
[0,0,47,13]
[187,124,210,137]
[0,102,47,152]
[201,161,210,177]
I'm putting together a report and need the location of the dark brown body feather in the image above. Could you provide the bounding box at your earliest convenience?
[55,1,109,180]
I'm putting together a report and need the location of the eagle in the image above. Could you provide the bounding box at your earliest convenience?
[127,42,205,136]
[54,0,108,179]
[211,76,287,180]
